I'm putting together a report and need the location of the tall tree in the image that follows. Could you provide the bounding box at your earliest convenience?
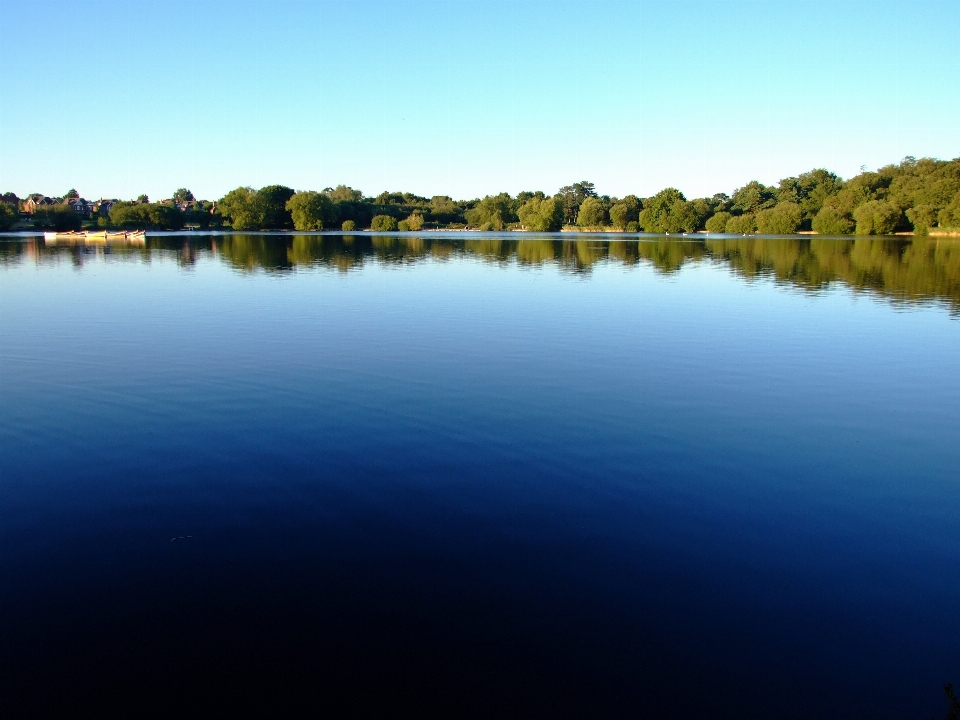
[257,185,295,228]
[556,181,597,225]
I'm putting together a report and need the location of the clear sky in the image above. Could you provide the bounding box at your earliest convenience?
[1,0,957,202]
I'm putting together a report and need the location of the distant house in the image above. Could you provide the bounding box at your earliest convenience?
[92,199,118,216]
[23,195,58,214]
[66,198,95,216]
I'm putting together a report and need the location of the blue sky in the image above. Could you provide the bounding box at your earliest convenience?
[1,0,957,202]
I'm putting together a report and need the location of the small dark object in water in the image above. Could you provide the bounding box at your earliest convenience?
[170,536,193,542]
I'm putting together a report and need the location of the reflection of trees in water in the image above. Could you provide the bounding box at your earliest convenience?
[638,239,706,273]
[219,235,293,272]
[8,235,960,312]
[707,237,960,309]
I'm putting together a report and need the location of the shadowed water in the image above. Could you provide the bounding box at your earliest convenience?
[1,234,958,717]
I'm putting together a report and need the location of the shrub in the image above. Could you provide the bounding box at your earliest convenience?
[625,221,639,233]
[341,220,355,231]
[725,213,756,234]
[705,211,731,233]
[397,220,410,231]
[812,206,853,235]
[370,214,397,231]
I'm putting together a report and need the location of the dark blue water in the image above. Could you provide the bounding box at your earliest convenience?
[1,235,958,717]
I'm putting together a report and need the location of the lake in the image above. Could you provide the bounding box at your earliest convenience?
[1,233,958,717]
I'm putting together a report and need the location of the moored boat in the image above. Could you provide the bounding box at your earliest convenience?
[84,230,137,242]
[43,230,147,244]
[43,231,85,241]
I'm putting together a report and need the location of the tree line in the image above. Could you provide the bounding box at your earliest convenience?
[3,155,958,235]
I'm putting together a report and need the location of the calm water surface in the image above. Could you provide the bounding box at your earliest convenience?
[1,234,958,717]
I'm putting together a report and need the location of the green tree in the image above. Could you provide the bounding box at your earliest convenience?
[370,214,397,231]
[342,220,356,231]
[465,193,516,230]
[811,206,853,235]
[33,205,82,231]
[256,185,295,228]
[777,169,843,226]
[938,193,960,229]
[218,187,261,230]
[184,201,218,229]
[853,200,900,235]
[576,196,608,228]
[905,204,939,234]
[147,204,185,230]
[428,195,459,223]
[725,213,756,234]
[731,181,777,214]
[705,211,731,233]
[326,185,363,203]
[516,190,546,206]
[556,181,597,225]
[756,201,802,234]
[405,212,424,231]
[109,202,149,228]
[0,202,18,230]
[173,188,195,203]
[609,195,641,229]
[374,191,406,205]
[671,200,704,233]
[639,188,690,232]
[518,197,563,231]
[108,202,183,229]
[286,191,334,230]
[639,188,682,232]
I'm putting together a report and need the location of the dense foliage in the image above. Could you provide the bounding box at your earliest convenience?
[32,205,83,231]
[6,155,958,236]
[0,203,18,230]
